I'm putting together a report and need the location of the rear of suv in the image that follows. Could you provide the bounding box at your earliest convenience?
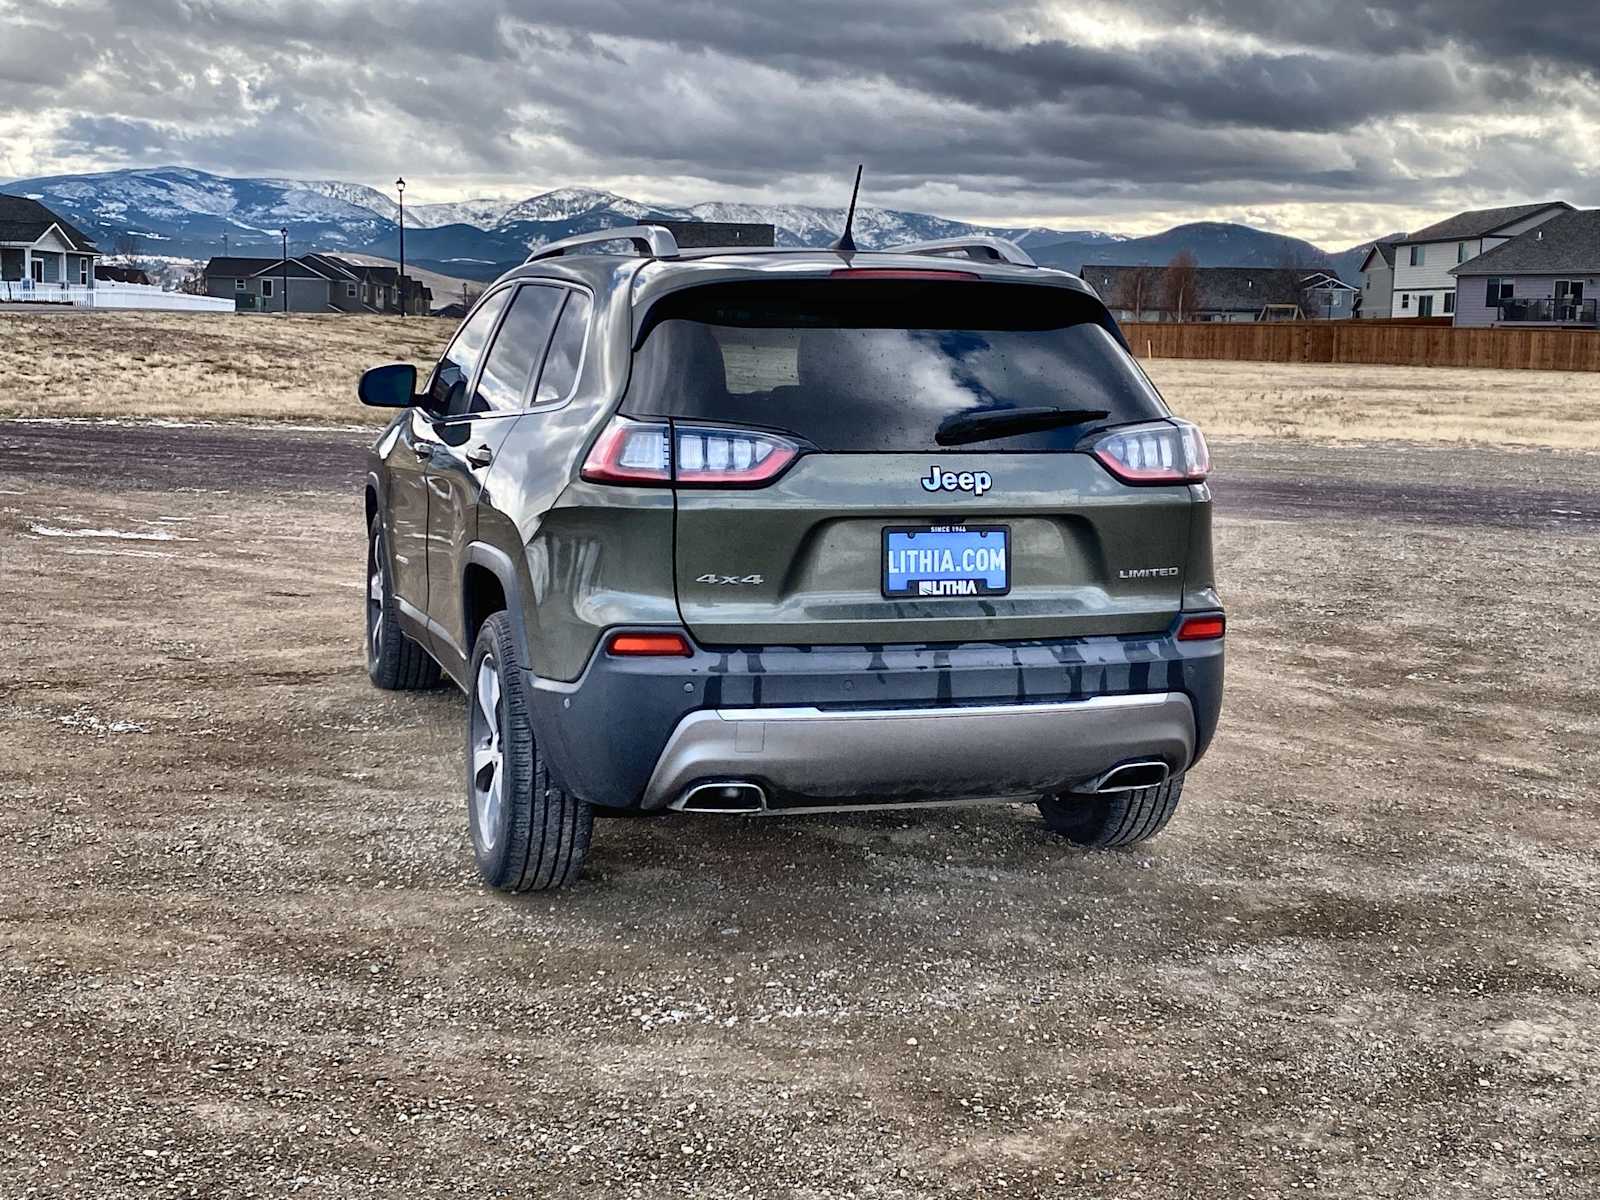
[360,229,1223,891]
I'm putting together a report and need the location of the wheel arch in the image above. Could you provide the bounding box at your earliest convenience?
[462,541,536,667]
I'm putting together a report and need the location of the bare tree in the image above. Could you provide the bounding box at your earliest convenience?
[1108,265,1161,321]
[113,232,147,271]
[175,265,209,295]
[1161,251,1200,322]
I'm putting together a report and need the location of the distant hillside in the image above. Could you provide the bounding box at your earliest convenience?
[3,165,1392,286]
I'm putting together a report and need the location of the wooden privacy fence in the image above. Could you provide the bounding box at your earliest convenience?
[1122,321,1600,372]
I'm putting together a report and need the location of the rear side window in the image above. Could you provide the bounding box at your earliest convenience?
[468,285,564,415]
[428,288,509,413]
[534,291,592,404]
[623,280,1167,451]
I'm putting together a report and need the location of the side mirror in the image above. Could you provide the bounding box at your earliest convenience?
[358,362,418,408]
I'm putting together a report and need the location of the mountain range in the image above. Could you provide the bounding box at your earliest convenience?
[0,165,1386,285]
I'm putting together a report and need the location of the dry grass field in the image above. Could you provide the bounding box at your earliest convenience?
[1143,357,1600,449]
[5,312,1600,450]
[0,312,448,425]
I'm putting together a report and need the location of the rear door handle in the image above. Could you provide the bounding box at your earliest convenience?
[466,445,494,468]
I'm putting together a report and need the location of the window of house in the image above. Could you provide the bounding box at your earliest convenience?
[1457,242,1470,263]
[535,292,593,404]
[1401,293,1410,309]
[1410,245,1424,267]
[467,285,565,415]
[1485,277,1513,305]
[235,278,245,291]
[1417,295,1434,317]
[1444,291,1454,314]
[347,283,357,298]
[78,259,89,285]
[261,278,274,298]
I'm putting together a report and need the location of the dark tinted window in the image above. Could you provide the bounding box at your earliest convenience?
[534,292,592,404]
[623,280,1166,452]
[428,288,509,413]
[469,285,564,415]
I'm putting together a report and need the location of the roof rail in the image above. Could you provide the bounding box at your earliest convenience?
[887,236,1036,267]
[525,224,680,263]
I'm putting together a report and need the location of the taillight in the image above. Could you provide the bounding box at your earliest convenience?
[1092,419,1210,485]
[1177,614,1226,641]
[606,631,693,657]
[582,417,801,487]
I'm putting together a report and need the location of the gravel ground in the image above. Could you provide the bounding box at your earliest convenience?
[1,422,1597,1198]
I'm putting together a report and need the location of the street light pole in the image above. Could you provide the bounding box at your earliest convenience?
[279,227,288,315]
[396,177,406,318]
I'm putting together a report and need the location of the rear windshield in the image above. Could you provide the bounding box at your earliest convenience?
[622,279,1167,452]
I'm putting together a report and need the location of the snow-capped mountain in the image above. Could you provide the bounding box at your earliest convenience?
[0,165,1363,285]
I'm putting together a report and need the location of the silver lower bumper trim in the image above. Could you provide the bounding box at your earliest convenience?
[642,692,1195,812]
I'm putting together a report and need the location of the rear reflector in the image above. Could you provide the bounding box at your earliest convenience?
[1092,419,1210,485]
[582,416,801,487]
[829,268,978,282]
[1177,614,1226,641]
[606,631,693,657]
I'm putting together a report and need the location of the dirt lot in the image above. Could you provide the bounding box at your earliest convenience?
[2,413,1597,1198]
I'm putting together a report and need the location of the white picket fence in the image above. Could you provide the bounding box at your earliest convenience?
[0,279,233,311]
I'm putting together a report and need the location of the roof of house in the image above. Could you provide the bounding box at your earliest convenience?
[1359,240,1399,272]
[299,252,361,281]
[1449,208,1600,277]
[248,258,338,281]
[1405,201,1572,244]
[1088,265,1307,311]
[0,193,101,252]
[204,256,278,277]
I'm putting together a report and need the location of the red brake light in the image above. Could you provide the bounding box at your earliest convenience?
[1177,614,1226,641]
[1092,419,1210,485]
[582,417,801,488]
[581,418,671,484]
[606,631,693,657]
[829,268,978,281]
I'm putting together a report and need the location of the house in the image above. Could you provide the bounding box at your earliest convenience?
[1299,270,1360,320]
[1449,208,1600,328]
[1389,201,1571,318]
[1356,241,1398,319]
[0,193,101,300]
[203,253,431,314]
[1087,265,1350,322]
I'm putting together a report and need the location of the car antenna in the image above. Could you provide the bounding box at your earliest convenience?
[832,163,864,258]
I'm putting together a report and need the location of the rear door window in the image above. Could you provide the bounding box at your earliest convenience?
[533,291,592,404]
[468,285,564,415]
[623,280,1167,451]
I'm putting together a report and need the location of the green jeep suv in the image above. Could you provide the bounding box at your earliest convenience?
[359,228,1224,891]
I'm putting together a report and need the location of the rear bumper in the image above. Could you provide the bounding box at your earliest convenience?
[528,627,1223,811]
[643,693,1194,810]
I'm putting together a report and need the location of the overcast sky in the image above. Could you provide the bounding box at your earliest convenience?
[2,0,1596,245]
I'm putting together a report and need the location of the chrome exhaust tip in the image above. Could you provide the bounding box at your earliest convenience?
[672,781,768,814]
[1077,760,1170,794]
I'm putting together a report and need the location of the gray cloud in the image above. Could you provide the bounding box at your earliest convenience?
[2,0,1596,242]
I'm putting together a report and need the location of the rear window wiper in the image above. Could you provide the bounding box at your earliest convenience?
[935,406,1110,447]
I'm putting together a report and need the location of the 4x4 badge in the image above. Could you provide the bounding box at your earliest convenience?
[920,466,993,497]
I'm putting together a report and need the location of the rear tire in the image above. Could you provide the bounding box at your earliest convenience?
[466,612,592,891]
[1038,775,1184,848]
[367,524,440,691]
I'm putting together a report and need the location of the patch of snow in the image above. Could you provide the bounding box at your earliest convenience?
[28,523,193,541]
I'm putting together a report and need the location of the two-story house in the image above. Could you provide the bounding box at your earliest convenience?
[1449,208,1600,328]
[1389,201,1572,318]
[1356,240,1398,319]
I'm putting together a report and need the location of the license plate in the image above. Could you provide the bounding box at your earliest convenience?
[882,524,1010,598]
